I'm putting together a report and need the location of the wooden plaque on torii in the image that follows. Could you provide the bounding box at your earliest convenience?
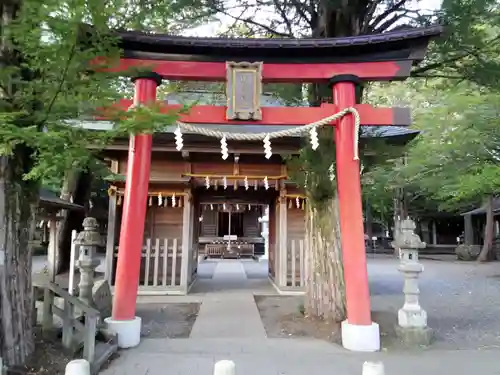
[226,61,263,121]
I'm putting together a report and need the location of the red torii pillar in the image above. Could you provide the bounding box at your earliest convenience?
[331,75,379,352]
[104,72,162,348]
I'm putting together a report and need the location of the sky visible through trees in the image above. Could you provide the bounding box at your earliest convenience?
[184,0,443,36]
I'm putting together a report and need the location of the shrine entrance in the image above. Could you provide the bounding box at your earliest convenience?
[99,26,441,352]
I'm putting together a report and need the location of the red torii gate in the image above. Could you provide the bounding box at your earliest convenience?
[102,26,441,352]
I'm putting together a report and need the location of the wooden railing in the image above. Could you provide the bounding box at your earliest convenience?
[286,239,306,287]
[34,282,100,368]
[204,242,255,258]
[114,238,182,288]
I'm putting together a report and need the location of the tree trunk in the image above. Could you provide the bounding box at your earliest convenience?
[304,193,346,321]
[478,195,494,262]
[0,156,36,366]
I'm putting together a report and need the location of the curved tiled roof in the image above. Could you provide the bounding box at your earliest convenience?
[116,26,443,64]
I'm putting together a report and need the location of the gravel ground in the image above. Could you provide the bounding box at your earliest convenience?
[369,257,500,350]
[137,303,200,338]
[256,257,500,351]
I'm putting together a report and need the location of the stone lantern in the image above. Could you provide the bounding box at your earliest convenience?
[258,206,270,261]
[392,218,433,346]
[74,217,101,307]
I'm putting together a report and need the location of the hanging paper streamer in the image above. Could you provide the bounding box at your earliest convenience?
[158,193,163,206]
[244,176,249,190]
[205,176,210,189]
[117,195,122,205]
[210,203,214,210]
[264,176,269,190]
[223,176,228,190]
[295,197,300,208]
[236,204,240,210]
[214,180,218,190]
[288,199,292,209]
[248,204,251,210]
[164,196,168,207]
[263,134,272,159]
[223,203,226,210]
[172,194,177,207]
[70,195,74,203]
[174,126,184,151]
[199,215,203,222]
[234,180,238,190]
[310,127,319,150]
[148,196,153,206]
[254,180,258,190]
[89,200,93,209]
[221,135,229,160]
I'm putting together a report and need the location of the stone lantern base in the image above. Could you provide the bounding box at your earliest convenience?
[395,325,434,346]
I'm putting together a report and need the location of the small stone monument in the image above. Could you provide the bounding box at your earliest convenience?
[92,280,113,319]
[392,218,433,346]
[74,217,101,308]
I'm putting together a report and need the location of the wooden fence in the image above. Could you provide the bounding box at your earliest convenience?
[273,239,306,291]
[33,282,116,373]
[113,238,183,291]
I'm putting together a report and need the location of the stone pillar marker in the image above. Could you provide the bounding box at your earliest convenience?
[392,218,433,345]
[258,206,269,261]
[74,217,101,307]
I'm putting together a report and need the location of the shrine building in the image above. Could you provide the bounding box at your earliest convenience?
[83,26,441,353]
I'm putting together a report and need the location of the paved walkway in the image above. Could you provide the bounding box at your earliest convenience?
[103,258,500,375]
[190,261,267,338]
[103,338,500,375]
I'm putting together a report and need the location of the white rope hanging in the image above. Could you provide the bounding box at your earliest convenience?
[174,126,183,151]
[174,107,361,161]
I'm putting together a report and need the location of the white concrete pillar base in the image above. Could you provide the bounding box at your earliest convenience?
[213,360,236,375]
[341,320,380,352]
[65,359,90,375]
[105,316,142,348]
[362,361,385,375]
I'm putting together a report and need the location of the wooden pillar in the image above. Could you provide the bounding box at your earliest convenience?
[464,214,473,245]
[278,188,287,287]
[332,74,379,352]
[47,217,59,283]
[111,72,161,323]
[105,193,118,282]
[180,189,192,292]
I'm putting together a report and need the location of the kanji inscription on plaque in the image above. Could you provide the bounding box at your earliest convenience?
[226,61,263,121]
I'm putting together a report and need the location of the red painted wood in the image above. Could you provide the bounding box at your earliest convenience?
[109,100,406,127]
[112,78,157,321]
[99,58,404,82]
[333,81,372,326]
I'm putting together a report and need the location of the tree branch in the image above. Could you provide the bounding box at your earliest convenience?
[272,0,294,36]
[370,0,408,29]
[208,3,294,37]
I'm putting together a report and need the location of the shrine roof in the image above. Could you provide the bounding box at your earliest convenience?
[39,189,84,212]
[116,26,442,64]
